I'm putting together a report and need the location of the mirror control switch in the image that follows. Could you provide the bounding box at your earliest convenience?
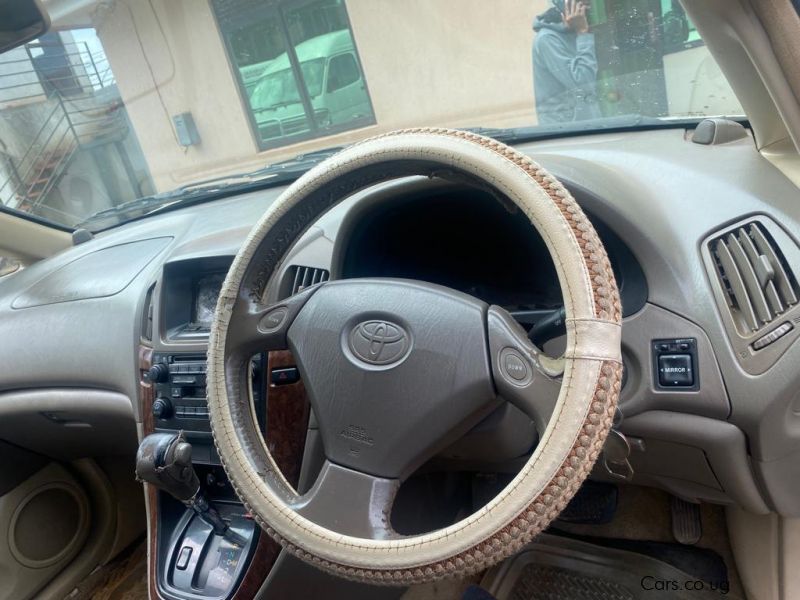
[658,354,694,387]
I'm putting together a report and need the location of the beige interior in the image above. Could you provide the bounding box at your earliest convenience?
[0,211,71,263]
[1,0,800,598]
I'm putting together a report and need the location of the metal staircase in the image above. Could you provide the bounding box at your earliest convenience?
[0,39,129,220]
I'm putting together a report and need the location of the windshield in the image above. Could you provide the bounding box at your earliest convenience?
[0,0,744,231]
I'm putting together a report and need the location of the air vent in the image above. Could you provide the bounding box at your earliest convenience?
[141,284,155,342]
[710,221,798,334]
[283,265,329,298]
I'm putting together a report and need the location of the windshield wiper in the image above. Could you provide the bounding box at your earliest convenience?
[79,115,739,232]
[77,146,344,231]
[178,146,344,194]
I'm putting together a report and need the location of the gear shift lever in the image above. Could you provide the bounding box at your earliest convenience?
[136,432,245,545]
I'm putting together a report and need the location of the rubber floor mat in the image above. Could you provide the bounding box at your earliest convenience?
[481,534,737,600]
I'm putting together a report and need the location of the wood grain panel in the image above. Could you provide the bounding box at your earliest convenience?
[264,350,311,489]
[139,346,309,599]
[138,346,161,600]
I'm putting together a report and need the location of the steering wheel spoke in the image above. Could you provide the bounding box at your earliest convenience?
[291,461,401,540]
[224,284,322,356]
[487,306,564,434]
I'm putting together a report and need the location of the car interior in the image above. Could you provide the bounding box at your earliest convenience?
[1,0,800,599]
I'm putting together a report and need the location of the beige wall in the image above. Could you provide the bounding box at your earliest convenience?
[95,0,257,192]
[348,0,546,129]
[89,0,549,192]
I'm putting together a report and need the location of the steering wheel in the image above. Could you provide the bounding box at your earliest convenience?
[207,128,622,584]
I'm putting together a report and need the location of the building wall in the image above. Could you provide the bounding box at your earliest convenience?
[95,0,258,192]
[348,0,544,130]
[95,0,549,192]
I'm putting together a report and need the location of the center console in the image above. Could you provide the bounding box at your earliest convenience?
[146,353,266,437]
[142,349,267,600]
[139,257,285,600]
[151,458,259,600]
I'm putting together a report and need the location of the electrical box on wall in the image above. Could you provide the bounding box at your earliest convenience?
[172,112,201,147]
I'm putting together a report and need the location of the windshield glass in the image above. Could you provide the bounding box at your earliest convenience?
[0,0,744,231]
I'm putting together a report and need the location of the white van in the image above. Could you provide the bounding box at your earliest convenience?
[247,29,371,142]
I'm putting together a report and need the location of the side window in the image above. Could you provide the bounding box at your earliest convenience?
[327,53,360,93]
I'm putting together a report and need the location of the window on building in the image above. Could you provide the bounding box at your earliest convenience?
[212,0,375,150]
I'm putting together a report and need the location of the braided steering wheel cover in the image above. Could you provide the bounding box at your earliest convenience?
[207,128,622,584]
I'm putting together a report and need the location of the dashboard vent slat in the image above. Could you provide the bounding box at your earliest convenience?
[292,268,303,296]
[710,221,799,335]
[750,224,798,306]
[714,240,759,331]
[141,284,156,342]
[725,232,772,324]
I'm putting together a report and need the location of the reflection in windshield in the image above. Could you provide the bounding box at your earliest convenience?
[250,59,325,111]
[0,0,744,231]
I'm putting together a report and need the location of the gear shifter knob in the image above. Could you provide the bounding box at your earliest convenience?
[136,432,246,545]
[135,432,200,501]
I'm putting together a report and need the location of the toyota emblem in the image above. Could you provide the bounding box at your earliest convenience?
[348,320,411,366]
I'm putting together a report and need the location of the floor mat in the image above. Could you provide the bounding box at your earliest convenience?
[548,529,729,585]
[481,534,739,600]
[553,485,744,598]
[65,538,148,600]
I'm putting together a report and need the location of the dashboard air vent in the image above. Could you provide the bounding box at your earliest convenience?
[288,265,329,296]
[141,284,156,342]
[710,221,798,334]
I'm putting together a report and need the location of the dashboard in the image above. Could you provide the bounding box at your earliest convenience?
[2,126,800,525]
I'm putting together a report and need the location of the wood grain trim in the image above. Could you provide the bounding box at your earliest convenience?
[264,350,311,490]
[138,346,162,600]
[231,533,281,599]
[139,346,310,599]
[231,350,310,598]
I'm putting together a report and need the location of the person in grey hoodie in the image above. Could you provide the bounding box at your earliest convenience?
[532,0,601,124]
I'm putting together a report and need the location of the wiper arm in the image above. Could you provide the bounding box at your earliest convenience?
[76,189,188,227]
[77,145,344,230]
[178,145,345,194]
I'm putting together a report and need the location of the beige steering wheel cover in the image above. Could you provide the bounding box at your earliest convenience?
[207,129,622,583]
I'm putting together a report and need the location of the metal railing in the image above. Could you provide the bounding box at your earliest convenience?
[0,40,115,104]
[0,40,124,212]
